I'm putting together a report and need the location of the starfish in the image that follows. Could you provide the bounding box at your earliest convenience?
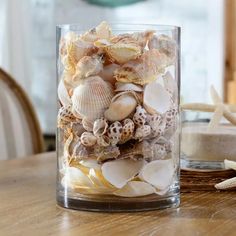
[215,159,236,189]
[181,85,236,130]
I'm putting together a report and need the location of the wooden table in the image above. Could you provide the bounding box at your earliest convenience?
[0,152,236,236]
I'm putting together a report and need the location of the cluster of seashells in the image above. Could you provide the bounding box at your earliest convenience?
[57,22,179,197]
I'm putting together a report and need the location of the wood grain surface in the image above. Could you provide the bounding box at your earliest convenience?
[0,152,236,236]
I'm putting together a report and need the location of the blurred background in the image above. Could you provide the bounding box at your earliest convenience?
[0,0,235,151]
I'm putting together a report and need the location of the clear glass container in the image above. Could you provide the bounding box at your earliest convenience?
[56,23,181,212]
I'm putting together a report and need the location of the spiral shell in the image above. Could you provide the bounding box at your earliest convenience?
[134,125,151,141]
[72,76,114,120]
[80,132,97,147]
[120,118,135,144]
[93,118,108,137]
[107,121,123,145]
[133,105,147,127]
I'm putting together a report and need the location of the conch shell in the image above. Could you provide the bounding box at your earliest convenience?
[72,76,114,120]
[114,49,167,85]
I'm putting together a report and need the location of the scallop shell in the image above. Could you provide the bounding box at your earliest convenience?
[148,34,177,65]
[58,78,72,107]
[101,159,145,188]
[144,82,171,114]
[95,145,120,163]
[72,76,114,120]
[114,181,155,197]
[80,132,97,147]
[115,82,143,92]
[99,63,120,85]
[72,55,103,82]
[114,49,167,85]
[107,121,123,145]
[120,118,135,144]
[82,117,94,132]
[133,105,147,127]
[139,159,175,194]
[104,91,138,122]
[134,125,151,141]
[93,118,108,137]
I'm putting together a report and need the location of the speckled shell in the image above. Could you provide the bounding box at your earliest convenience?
[107,121,123,145]
[80,132,97,147]
[146,114,165,138]
[72,76,114,121]
[96,135,110,147]
[114,49,167,85]
[120,118,135,144]
[93,118,108,137]
[133,105,147,127]
[164,107,178,130]
[134,125,151,141]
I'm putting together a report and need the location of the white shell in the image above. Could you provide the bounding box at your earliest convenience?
[144,82,171,114]
[79,159,101,170]
[114,181,155,197]
[104,91,138,122]
[115,82,143,92]
[80,132,97,147]
[72,76,114,120]
[93,118,108,137]
[139,159,175,193]
[101,159,145,188]
[58,78,71,107]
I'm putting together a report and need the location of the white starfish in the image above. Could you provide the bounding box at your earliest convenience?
[181,85,236,128]
[215,159,236,190]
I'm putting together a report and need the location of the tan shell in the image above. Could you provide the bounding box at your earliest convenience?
[99,63,120,85]
[115,82,143,92]
[72,55,103,83]
[80,132,97,147]
[72,76,114,120]
[134,125,151,141]
[82,117,94,132]
[120,118,135,144]
[114,49,167,85]
[104,91,138,122]
[133,105,147,127]
[107,121,123,145]
[93,118,108,137]
[57,78,72,107]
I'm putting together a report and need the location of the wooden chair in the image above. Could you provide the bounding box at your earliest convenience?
[0,68,44,160]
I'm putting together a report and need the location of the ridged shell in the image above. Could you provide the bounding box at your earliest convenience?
[104,91,138,122]
[58,78,71,107]
[72,76,114,120]
[133,105,147,127]
[115,82,143,92]
[101,159,145,188]
[144,82,171,114]
[107,121,123,145]
[93,118,108,137]
[134,125,151,141]
[120,118,135,144]
[80,132,97,147]
[114,49,167,85]
[72,55,103,82]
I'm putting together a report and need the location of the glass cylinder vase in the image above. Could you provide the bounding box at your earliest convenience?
[56,22,181,212]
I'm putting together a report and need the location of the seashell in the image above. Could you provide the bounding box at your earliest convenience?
[114,181,155,197]
[96,135,110,147]
[131,30,155,48]
[134,125,151,141]
[80,21,112,42]
[120,118,135,144]
[58,78,72,107]
[80,132,97,147]
[107,121,123,145]
[139,159,175,194]
[72,141,91,160]
[61,54,77,75]
[57,105,77,125]
[133,105,147,127]
[99,63,120,85]
[72,76,114,120]
[95,145,120,163]
[104,91,138,122]
[146,114,166,138]
[163,72,178,103]
[114,49,167,85]
[164,107,178,130]
[101,159,145,188]
[115,82,143,92]
[93,118,108,137]
[79,158,101,170]
[148,34,177,65]
[82,117,94,131]
[143,82,171,114]
[72,55,103,83]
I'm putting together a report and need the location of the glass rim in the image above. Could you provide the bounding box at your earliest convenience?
[56,23,181,32]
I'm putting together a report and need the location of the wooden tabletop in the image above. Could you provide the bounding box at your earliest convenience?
[0,152,236,236]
